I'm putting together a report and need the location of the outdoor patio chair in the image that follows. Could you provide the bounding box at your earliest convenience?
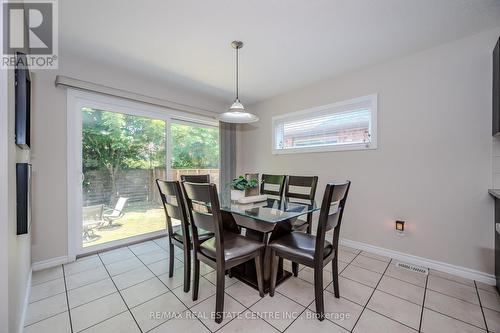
[82,204,105,240]
[103,197,128,226]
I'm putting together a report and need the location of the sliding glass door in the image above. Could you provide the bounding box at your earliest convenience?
[81,108,167,248]
[69,90,219,255]
[171,121,220,188]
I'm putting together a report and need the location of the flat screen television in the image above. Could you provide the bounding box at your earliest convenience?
[15,52,31,149]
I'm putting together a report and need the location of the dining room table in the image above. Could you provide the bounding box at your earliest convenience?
[218,192,320,293]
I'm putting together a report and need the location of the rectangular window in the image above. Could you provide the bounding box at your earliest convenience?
[272,94,377,154]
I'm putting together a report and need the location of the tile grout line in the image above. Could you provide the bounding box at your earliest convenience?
[417,271,429,332]
[421,306,488,331]
[127,245,216,333]
[97,252,144,333]
[61,265,75,333]
[350,257,392,333]
[474,281,489,332]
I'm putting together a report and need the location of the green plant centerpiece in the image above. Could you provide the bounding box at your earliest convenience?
[230,175,259,200]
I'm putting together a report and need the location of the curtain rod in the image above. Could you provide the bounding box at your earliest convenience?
[55,75,219,119]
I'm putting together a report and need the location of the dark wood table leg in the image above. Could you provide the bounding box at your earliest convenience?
[228,217,294,293]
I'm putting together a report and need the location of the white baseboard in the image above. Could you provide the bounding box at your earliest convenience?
[32,256,71,272]
[19,267,32,333]
[340,238,496,285]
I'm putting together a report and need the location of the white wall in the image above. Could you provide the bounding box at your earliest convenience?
[237,28,500,275]
[30,51,227,263]
[0,3,32,332]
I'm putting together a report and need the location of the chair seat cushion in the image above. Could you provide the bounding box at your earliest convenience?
[199,233,264,262]
[269,232,333,262]
[172,228,213,244]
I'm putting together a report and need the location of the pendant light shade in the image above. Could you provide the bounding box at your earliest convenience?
[217,41,259,124]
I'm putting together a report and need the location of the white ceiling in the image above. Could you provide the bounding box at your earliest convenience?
[60,0,500,105]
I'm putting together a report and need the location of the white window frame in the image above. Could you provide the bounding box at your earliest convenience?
[67,89,218,258]
[271,94,378,155]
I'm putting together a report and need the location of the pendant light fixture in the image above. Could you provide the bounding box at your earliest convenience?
[217,41,259,123]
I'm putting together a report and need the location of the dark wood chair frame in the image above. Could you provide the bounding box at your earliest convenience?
[155,179,193,292]
[182,182,265,324]
[180,174,210,183]
[269,181,351,321]
[260,174,286,198]
[284,175,319,276]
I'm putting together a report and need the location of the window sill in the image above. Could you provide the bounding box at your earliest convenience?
[272,143,378,155]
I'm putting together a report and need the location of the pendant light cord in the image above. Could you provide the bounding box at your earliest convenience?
[235,47,239,100]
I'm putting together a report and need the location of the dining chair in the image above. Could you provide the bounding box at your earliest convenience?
[155,179,213,292]
[260,174,286,199]
[182,182,265,324]
[268,181,351,321]
[180,174,210,183]
[284,175,319,276]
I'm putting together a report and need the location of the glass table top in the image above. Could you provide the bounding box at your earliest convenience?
[219,194,319,223]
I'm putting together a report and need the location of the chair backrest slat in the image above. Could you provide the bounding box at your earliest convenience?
[156,179,189,237]
[260,174,286,198]
[180,174,210,183]
[315,181,351,259]
[285,175,318,201]
[182,182,225,260]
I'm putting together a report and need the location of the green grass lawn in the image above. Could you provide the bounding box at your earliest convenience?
[83,203,174,247]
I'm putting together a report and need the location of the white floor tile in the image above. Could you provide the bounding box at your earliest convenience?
[297,266,333,286]
[121,277,169,308]
[32,266,63,285]
[25,293,68,326]
[384,263,426,287]
[99,248,136,265]
[217,310,280,333]
[23,311,71,333]
[286,309,349,333]
[340,264,381,288]
[65,266,109,290]
[478,288,500,312]
[424,290,485,329]
[70,292,127,332]
[112,266,155,290]
[29,278,66,303]
[276,277,315,307]
[367,290,421,330]
[483,307,500,333]
[427,275,479,305]
[309,293,363,331]
[377,275,425,305]
[360,251,391,263]
[105,257,144,276]
[204,271,238,288]
[129,241,162,256]
[147,258,183,276]
[353,309,417,333]
[250,292,305,331]
[172,277,216,308]
[130,292,187,332]
[148,310,210,333]
[67,278,117,309]
[351,255,389,274]
[333,276,373,306]
[190,294,246,332]
[136,248,170,265]
[421,308,485,333]
[64,256,102,276]
[80,311,140,333]
[429,269,475,287]
[225,281,263,307]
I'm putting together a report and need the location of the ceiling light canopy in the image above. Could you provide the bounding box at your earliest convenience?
[217,41,259,124]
